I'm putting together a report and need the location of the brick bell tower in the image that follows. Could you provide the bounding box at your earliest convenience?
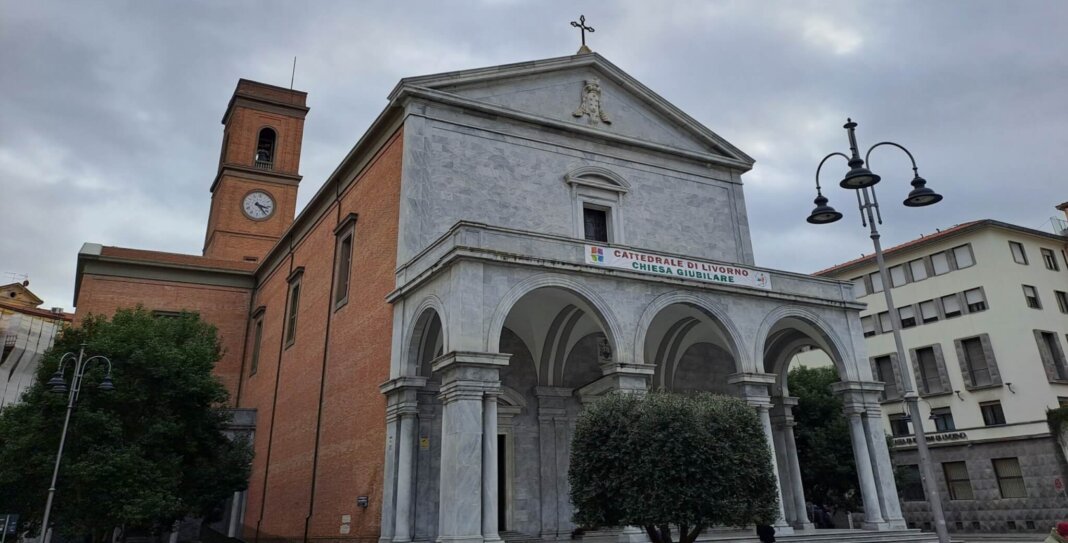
[204,79,308,262]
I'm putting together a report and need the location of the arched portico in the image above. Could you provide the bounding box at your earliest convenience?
[760,312,906,532]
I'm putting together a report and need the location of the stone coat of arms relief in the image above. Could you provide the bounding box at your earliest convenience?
[572,78,612,125]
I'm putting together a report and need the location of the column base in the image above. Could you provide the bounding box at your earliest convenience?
[771,524,794,536]
[437,537,485,543]
[482,536,502,543]
[790,521,814,531]
[861,520,890,531]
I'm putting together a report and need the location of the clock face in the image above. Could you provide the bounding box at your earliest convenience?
[242,191,275,220]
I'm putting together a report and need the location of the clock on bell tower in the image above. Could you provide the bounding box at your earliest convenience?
[203,79,308,262]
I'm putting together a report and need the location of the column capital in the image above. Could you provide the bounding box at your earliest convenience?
[439,378,500,404]
[728,372,776,405]
[380,376,429,396]
[832,380,884,412]
[431,350,510,374]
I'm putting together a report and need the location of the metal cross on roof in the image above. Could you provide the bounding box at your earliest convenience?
[570,15,594,53]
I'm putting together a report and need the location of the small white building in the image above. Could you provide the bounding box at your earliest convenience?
[806,213,1068,534]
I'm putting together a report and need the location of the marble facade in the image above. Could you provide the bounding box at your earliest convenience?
[378,53,906,543]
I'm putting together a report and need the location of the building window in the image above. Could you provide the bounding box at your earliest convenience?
[941,294,962,318]
[930,407,955,432]
[875,355,899,400]
[583,206,609,242]
[964,288,987,312]
[250,318,264,376]
[980,401,1006,426]
[334,232,354,307]
[285,275,302,347]
[1036,330,1068,381]
[898,305,917,328]
[1009,241,1028,265]
[852,277,868,298]
[952,244,975,269]
[861,316,876,337]
[897,465,925,501]
[889,265,907,287]
[1042,248,1059,271]
[1056,291,1068,314]
[870,272,884,293]
[1022,285,1041,309]
[889,413,911,436]
[960,336,995,387]
[255,127,277,169]
[878,311,892,333]
[992,458,1026,498]
[909,258,928,281]
[931,252,950,275]
[943,461,975,500]
[920,300,939,324]
[915,346,944,394]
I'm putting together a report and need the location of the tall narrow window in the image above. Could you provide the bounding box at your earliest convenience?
[250,318,264,376]
[1056,291,1068,314]
[1022,285,1041,309]
[931,252,950,275]
[943,461,975,500]
[952,245,975,268]
[964,288,987,312]
[980,400,1006,426]
[889,265,907,287]
[255,128,276,169]
[897,465,925,501]
[915,346,943,394]
[334,233,353,307]
[875,355,899,400]
[961,337,993,387]
[583,206,609,242]
[930,407,955,432]
[1009,241,1027,264]
[888,413,911,437]
[909,258,928,281]
[920,300,939,324]
[285,278,301,346]
[1037,330,1068,381]
[992,458,1026,498]
[878,311,892,332]
[1041,248,1059,271]
[941,294,962,318]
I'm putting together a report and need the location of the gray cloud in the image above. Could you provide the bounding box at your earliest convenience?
[2,0,1065,309]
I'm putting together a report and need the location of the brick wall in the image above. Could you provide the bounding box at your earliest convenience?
[240,129,403,543]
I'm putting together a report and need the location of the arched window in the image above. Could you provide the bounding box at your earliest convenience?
[254,128,276,169]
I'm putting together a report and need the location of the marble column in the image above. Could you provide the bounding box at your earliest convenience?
[482,393,501,543]
[433,352,509,543]
[782,423,813,530]
[864,406,906,528]
[770,424,796,524]
[395,412,418,542]
[846,411,885,528]
[757,404,792,533]
[380,376,427,543]
[535,387,572,540]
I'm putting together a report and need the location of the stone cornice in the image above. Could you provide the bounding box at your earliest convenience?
[209,164,302,194]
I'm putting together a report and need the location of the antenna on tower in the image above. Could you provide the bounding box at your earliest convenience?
[290,57,297,90]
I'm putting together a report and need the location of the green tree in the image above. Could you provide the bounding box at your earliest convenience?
[788,364,861,511]
[0,308,252,542]
[569,393,778,543]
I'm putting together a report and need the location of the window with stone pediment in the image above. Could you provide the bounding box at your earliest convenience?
[565,166,629,245]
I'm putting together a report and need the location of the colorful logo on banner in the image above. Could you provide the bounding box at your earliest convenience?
[585,245,772,290]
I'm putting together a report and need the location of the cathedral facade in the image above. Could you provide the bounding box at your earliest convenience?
[73,53,909,543]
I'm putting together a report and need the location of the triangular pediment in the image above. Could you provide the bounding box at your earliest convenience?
[390,54,753,167]
[0,283,44,308]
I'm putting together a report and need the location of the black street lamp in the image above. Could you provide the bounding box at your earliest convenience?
[40,343,116,543]
[806,119,949,543]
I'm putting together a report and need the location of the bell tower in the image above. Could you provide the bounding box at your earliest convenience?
[204,79,308,262]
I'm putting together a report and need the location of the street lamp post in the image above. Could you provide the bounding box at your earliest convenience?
[806,119,949,543]
[40,342,116,543]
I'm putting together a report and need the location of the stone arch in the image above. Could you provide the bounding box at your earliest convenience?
[633,290,749,370]
[753,305,851,378]
[486,274,626,363]
[404,295,448,377]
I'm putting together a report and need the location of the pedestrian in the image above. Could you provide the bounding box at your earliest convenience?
[756,524,775,543]
[1044,521,1068,543]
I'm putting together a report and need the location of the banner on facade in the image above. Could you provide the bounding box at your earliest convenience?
[585,245,772,290]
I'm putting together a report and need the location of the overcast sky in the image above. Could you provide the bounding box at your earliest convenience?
[2,1,1066,310]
